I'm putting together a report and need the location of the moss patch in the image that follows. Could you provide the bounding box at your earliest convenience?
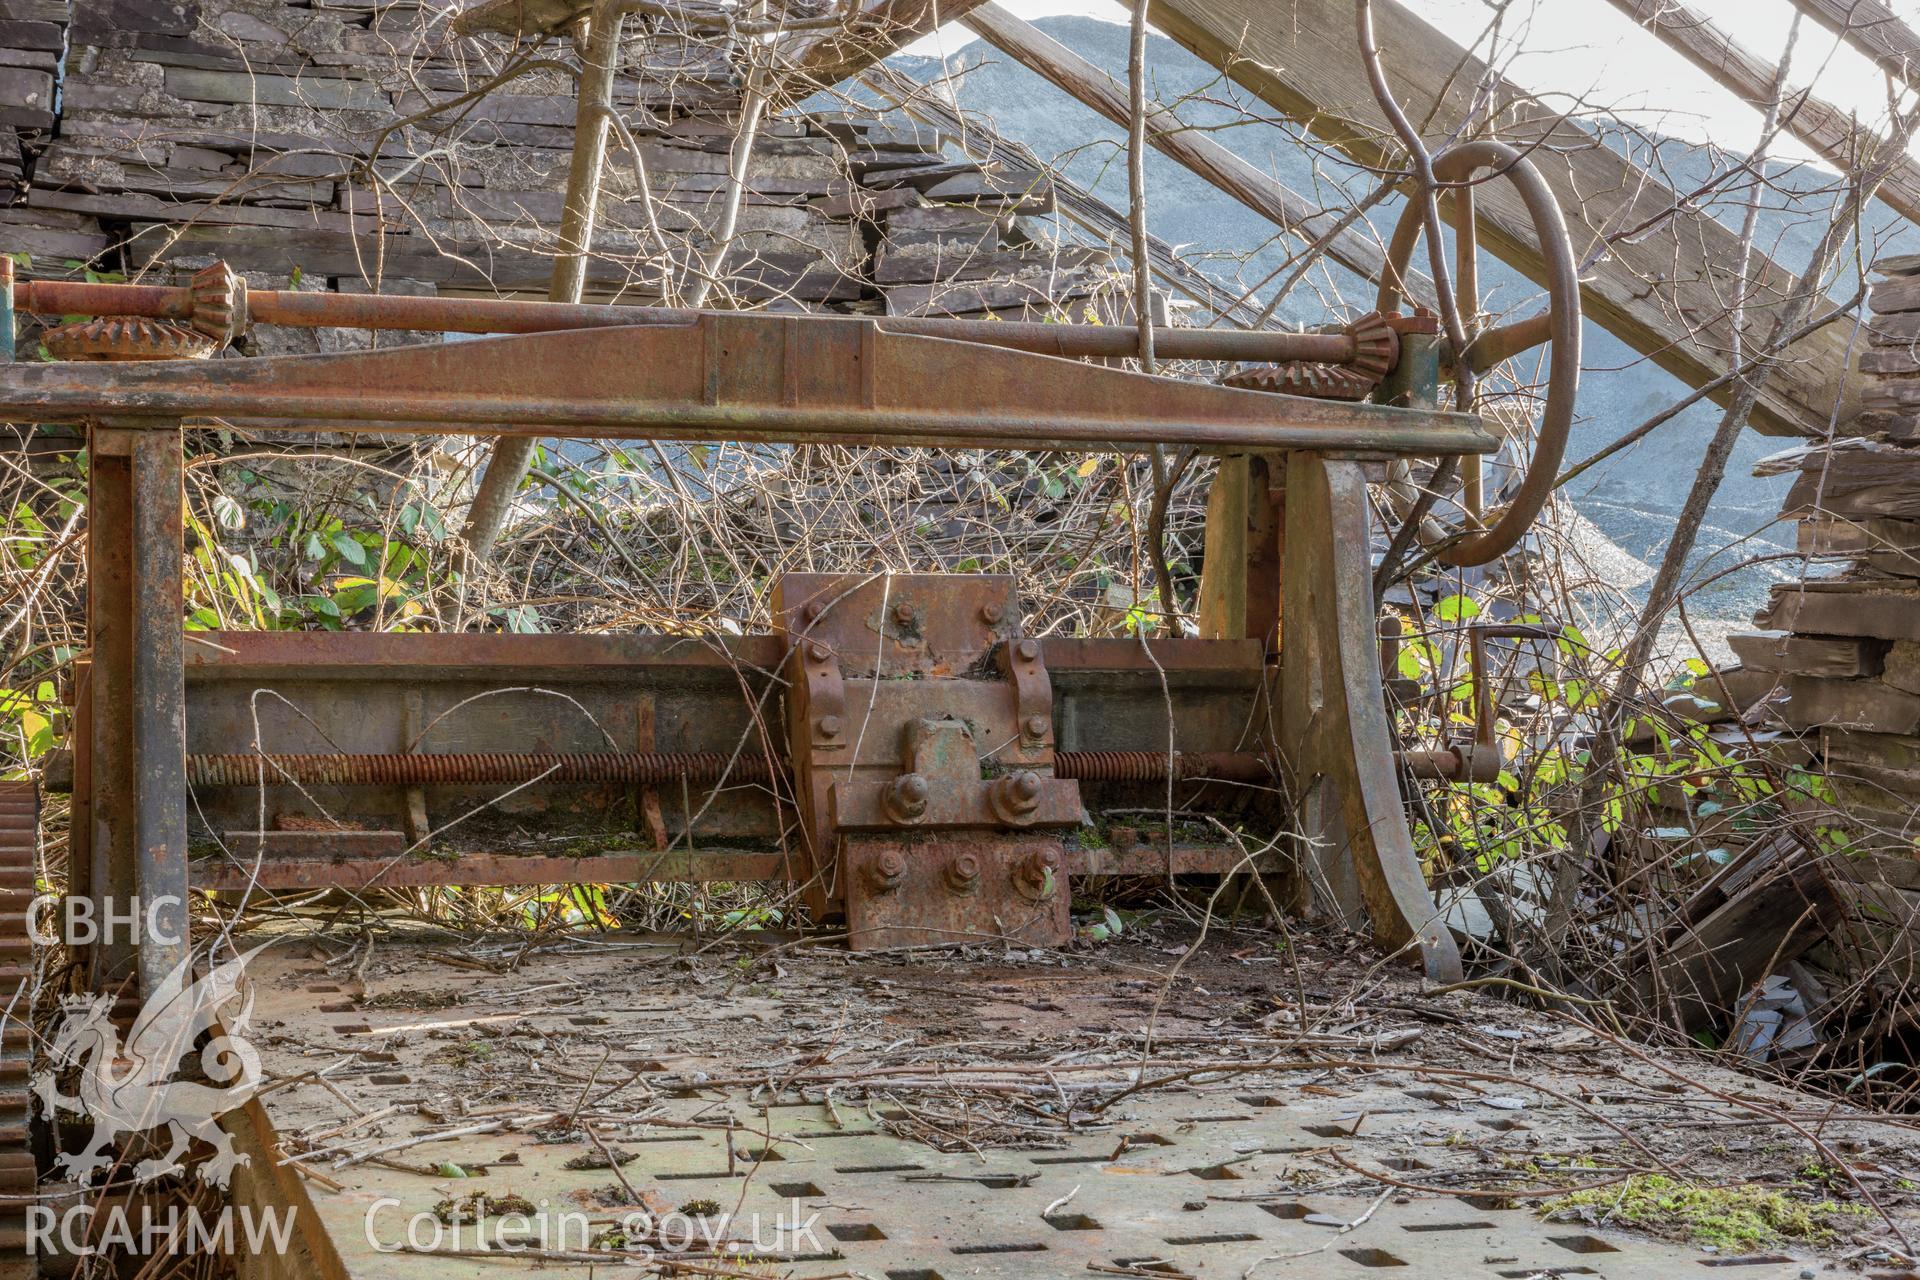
[1544,1175,1867,1251]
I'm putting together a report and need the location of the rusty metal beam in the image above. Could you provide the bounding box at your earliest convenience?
[12,276,1357,365]
[131,425,188,997]
[0,317,1495,455]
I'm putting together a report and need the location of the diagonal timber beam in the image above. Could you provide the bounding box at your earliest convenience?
[1141,0,1865,436]
[1790,0,1920,90]
[959,2,1430,303]
[860,67,1281,328]
[1610,0,1920,227]
[783,0,995,96]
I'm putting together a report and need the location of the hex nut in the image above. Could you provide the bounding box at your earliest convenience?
[980,602,1005,625]
[945,853,982,894]
[1015,639,1039,662]
[867,849,908,893]
[1024,714,1049,739]
[885,772,931,823]
[1014,848,1061,900]
[817,714,843,739]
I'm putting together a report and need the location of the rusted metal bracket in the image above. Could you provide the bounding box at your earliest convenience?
[771,573,1085,948]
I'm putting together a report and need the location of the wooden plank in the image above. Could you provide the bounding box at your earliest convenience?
[960,2,1426,299]
[1759,579,1920,640]
[1783,674,1920,732]
[1610,0,1920,228]
[1790,0,1920,89]
[785,0,996,94]
[1144,0,1863,436]
[861,68,1275,328]
[1727,632,1886,677]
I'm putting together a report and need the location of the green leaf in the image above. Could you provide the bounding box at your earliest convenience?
[331,533,367,567]
[436,1162,469,1178]
[1433,593,1481,622]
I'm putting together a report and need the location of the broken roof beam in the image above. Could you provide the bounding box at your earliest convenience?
[1610,0,1920,226]
[959,2,1429,304]
[1789,0,1920,89]
[782,0,996,97]
[1141,0,1864,436]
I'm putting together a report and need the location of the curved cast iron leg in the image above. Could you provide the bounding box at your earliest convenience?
[1281,452,1463,983]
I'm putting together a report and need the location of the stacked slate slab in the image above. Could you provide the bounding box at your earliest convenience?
[0,0,1115,339]
[1726,256,1920,843]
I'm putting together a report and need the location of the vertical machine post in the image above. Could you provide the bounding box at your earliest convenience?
[88,421,188,997]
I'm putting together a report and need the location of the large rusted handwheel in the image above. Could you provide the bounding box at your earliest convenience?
[1378,138,1581,568]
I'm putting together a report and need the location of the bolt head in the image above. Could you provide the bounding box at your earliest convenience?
[893,601,917,625]
[807,640,830,662]
[802,601,823,621]
[896,773,930,803]
[817,713,843,738]
[980,602,1005,625]
[876,850,906,877]
[1024,714,1049,739]
[952,853,980,879]
[1012,770,1042,800]
[1015,639,1039,662]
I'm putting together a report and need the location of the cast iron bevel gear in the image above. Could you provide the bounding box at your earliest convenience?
[42,315,218,362]
[187,260,247,349]
[1222,361,1378,400]
[1220,310,1403,401]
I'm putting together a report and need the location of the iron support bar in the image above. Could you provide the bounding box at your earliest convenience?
[131,425,188,997]
[85,430,135,991]
[0,318,1494,455]
[12,277,1356,366]
[172,746,1503,788]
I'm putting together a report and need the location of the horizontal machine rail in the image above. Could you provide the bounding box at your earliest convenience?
[179,749,1278,787]
[16,275,1358,366]
[0,313,1496,455]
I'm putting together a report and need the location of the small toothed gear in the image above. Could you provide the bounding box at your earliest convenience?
[188,261,246,349]
[1222,311,1402,401]
[0,782,37,1280]
[1222,361,1379,400]
[42,316,218,362]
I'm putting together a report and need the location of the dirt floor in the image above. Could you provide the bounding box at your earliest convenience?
[242,914,1920,1278]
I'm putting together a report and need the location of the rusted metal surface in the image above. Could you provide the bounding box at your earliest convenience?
[83,427,136,992]
[1380,139,1582,566]
[843,835,1071,948]
[0,782,38,1280]
[15,273,1362,366]
[1281,453,1463,983]
[193,848,790,891]
[188,751,775,787]
[130,426,189,999]
[0,315,1497,457]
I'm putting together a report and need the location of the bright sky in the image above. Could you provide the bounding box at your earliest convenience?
[907,0,1920,161]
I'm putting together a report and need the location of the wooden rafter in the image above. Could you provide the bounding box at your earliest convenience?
[860,67,1280,328]
[1140,0,1864,436]
[1610,0,1920,226]
[959,3,1428,302]
[1790,0,1920,89]
[783,0,995,96]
